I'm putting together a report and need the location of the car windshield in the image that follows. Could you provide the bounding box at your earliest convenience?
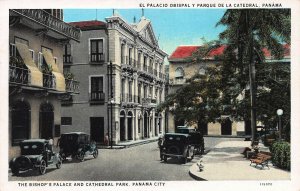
[21,142,44,155]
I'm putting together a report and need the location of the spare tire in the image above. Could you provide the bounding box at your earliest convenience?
[15,156,31,170]
[167,146,180,155]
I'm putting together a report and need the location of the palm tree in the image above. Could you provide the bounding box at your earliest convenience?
[217,9,290,145]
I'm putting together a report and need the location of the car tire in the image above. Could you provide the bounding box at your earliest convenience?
[39,160,47,175]
[56,156,62,169]
[11,167,19,175]
[78,151,85,162]
[93,149,98,158]
[163,155,167,162]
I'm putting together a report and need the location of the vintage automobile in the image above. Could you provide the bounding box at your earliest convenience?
[9,139,62,175]
[160,133,195,164]
[176,126,205,155]
[58,132,98,162]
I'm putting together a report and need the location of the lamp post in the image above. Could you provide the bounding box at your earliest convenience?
[277,109,283,141]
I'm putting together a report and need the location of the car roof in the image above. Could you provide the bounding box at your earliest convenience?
[21,139,47,143]
[61,132,89,135]
[164,133,189,137]
[177,126,195,129]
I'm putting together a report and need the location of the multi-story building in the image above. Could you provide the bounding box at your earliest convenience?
[9,9,81,159]
[61,13,167,145]
[168,44,290,136]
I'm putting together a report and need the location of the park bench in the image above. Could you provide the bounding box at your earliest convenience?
[249,151,272,169]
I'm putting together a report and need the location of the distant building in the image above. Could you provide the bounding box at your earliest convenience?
[167,44,290,136]
[61,13,167,144]
[9,9,81,159]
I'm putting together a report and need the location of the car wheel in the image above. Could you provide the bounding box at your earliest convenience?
[93,149,98,158]
[163,155,167,162]
[78,151,85,162]
[56,156,62,169]
[11,167,19,175]
[39,160,47,175]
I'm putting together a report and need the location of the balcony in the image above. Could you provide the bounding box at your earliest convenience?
[142,97,157,108]
[90,53,105,63]
[10,9,81,42]
[65,79,80,94]
[89,92,105,104]
[121,57,137,72]
[9,65,29,85]
[43,73,56,89]
[63,55,72,63]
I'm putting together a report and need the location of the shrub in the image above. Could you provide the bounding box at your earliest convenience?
[270,141,290,170]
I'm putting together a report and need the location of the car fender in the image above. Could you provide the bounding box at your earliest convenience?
[9,157,17,168]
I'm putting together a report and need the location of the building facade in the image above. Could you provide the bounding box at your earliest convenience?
[61,14,167,144]
[167,44,290,136]
[9,9,81,159]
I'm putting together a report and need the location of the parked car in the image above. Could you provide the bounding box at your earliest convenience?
[160,133,195,164]
[9,139,62,175]
[58,132,98,162]
[176,126,205,155]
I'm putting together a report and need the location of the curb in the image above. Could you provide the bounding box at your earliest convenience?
[189,170,207,181]
[98,139,158,149]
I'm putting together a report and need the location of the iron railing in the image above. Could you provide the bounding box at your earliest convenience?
[9,65,29,85]
[90,92,105,101]
[43,73,56,89]
[11,9,81,42]
[65,79,80,94]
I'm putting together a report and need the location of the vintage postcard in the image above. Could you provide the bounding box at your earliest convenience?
[1,0,299,191]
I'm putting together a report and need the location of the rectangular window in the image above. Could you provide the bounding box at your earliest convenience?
[38,52,43,70]
[61,117,72,125]
[90,76,104,101]
[14,37,29,46]
[90,39,104,62]
[9,44,16,57]
[29,49,34,61]
[63,44,72,63]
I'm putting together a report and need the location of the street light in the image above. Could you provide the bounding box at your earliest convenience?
[277,109,283,141]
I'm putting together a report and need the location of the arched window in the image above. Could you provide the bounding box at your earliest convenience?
[175,67,184,78]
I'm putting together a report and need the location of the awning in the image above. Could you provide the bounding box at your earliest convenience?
[42,49,66,92]
[15,42,43,87]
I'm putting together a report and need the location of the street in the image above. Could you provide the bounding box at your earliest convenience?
[9,137,239,181]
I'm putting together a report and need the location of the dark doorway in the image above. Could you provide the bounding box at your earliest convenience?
[221,118,232,135]
[144,112,148,138]
[158,114,162,134]
[127,111,133,140]
[120,111,126,141]
[11,101,30,145]
[245,120,252,135]
[40,103,54,139]
[155,113,158,136]
[175,119,185,133]
[90,117,104,143]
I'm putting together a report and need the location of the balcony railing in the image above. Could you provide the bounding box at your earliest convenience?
[65,79,80,94]
[9,65,29,85]
[90,92,105,102]
[91,53,105,63]
[11,9,81,42]
[63,55,72,63]
[43,73,56,89]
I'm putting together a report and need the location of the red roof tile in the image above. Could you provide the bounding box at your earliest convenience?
[207,45,227,57]
[262,44,290,59]
[68,20,106,29]
[169,46,200,59]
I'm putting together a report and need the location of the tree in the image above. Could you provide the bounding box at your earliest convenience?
[217,9,291,144]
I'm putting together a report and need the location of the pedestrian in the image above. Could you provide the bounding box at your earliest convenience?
[104,133,109,146]
[48,137,53,151]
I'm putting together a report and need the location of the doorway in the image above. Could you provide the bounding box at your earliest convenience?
[90,117,104,143]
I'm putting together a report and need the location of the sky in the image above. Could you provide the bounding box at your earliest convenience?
[63,9,226,57]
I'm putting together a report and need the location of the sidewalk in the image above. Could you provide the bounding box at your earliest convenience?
[189,140,290,180]
[98,137,158,149]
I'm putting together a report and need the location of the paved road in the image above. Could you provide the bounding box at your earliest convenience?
[9,137,241,181]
